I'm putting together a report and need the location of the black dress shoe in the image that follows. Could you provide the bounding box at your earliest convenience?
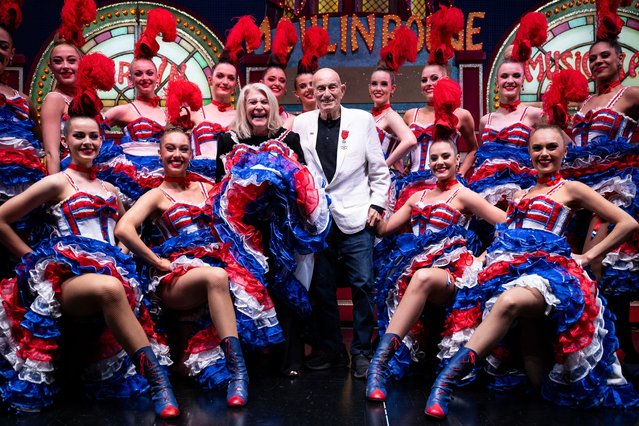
[306,352,338,370]
[306,347,350,370]
[351,354,370,379]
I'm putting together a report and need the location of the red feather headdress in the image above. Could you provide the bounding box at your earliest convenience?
[542,69,589,130]
[222,15,261,65]
[596,0,632,40]
[166,79,203,130]
[427,6,464,66]
[0,0,22,32]
[68,53,115,118]
[134,8,177,60]
[433,78,462,141]
[379,25,418,73]
[298,26,329,75]
[510,12,548,63]
[271,18,298,68]
[56,0,96,47]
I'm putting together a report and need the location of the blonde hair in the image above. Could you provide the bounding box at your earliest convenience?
[49,38,83,59]
[422,62,450,77]
[231,83,282,139]
[160,126,191,148]
[130,57,157,74]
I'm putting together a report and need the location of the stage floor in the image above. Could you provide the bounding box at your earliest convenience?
[4,363,639,426]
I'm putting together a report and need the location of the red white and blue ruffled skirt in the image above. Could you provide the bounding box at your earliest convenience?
[375,225,481,380]
[0,108,45,202]
[0,235,171,412]
[0,110,49,245]
[473,224,639,408]
[386,170,434,215]
[188,157,216,182]
[148,228,283,390]
[468,143,536,206]
[92,138,164,207]
[212,140,331,318]
[563,137,639,296]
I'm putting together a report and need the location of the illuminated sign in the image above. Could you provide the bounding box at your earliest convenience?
[487,0,639,112]
[257,12,486,109]
[259,12,486,57]
[29,1,226,116]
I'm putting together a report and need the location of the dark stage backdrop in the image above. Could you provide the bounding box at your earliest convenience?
[15,0,540,89]
[15,1,639,126]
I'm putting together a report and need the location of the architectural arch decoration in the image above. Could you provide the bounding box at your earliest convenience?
[486,0,639,112]
[29,1,227,119]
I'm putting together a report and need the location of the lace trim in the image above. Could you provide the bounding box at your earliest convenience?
[17,358,55,384]
[150,250,218,292]
[184,346,225,375]
[0,303,22,371]
[230,281,279,329]
[603,250,639,270]
[438,329,476,360]
[0,137,40,151]
[483,274,560,318]
[548,295,609,384]
[456,260,483,289]
[590,175,636,208]
[478,184,526,205]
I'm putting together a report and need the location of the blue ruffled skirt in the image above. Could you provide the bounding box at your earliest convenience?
[0,235,171,412]
[151,227,284,361]
[0,107,45,202]
[188,157,216,182]
[375,225,481,380]
[564,137,639,296]
[212,140,331,318]
[475,225,639,408]
[469,143,536,206]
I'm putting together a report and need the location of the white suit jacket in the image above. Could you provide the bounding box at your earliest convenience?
[293,106,390,234]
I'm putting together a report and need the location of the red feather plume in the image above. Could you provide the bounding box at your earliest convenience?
[272,18,298,67]
[135,8,177,60]
[166,79,203,130]
[433,78,462,140]
[379,25,418,73]
[77,53,115,93]
[511,12,548,63]
[225,16,262,64]
[0,0,23,32]
[543,69,589,129]
[299,26,329,73]
[57,0,96,47]
[428,6,464,65]
[69,53,115,117]
[596,0,630,40]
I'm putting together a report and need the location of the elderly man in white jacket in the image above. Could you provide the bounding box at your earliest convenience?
[293,68,390,378]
